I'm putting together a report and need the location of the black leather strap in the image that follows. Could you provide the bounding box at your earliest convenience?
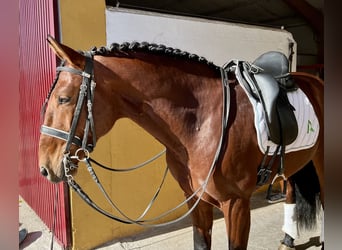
[40,125,83,147]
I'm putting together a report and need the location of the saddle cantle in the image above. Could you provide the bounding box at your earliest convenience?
[226,51,298,146]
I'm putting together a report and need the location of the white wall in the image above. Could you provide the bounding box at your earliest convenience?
[106,7,297,69]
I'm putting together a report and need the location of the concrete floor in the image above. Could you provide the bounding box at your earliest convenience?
[19,190,323,250]
[19,197,64,250]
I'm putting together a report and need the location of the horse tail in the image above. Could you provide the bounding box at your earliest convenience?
[292,160,321,230]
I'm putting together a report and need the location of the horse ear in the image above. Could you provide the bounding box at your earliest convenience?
[47,35,84,68]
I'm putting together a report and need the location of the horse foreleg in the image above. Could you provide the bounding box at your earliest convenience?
[222,197,251,250]
[279,177,296,250]
[187,198,214,250]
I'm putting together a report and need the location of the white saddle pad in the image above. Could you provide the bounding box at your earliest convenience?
[240,85,320,155]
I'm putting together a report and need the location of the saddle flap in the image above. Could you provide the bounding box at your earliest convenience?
[253,73,279,125]
[253,73,298,145]
[276,89,298,145]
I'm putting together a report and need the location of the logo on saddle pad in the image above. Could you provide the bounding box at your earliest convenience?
[252,89,319,155]
[307,120,315,133]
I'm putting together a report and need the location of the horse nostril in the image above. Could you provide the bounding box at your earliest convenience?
[40,167,49,177]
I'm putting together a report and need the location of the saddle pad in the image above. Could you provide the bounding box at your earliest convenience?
[240,85,320,155]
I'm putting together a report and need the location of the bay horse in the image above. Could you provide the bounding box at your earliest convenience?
[38,36,323,250]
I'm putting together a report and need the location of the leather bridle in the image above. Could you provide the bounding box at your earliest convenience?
[41,51,96,179]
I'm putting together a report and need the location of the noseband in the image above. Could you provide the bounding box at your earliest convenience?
[40,51,96,178]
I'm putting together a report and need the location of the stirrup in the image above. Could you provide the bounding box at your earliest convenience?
[266,173,287,203]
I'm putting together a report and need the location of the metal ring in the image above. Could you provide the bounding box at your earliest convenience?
[74,148,90,162]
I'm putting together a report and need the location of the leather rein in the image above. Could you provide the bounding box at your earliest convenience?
[40,51,230,227]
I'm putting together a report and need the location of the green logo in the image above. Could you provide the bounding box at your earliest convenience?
[307,120,315,133]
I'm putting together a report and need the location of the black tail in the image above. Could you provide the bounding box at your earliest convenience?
[292,161,321,230]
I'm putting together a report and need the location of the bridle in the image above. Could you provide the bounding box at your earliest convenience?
[40,50,231,227]
[41,51,96,179]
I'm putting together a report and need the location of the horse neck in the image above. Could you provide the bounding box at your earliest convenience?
[94,54,223,157]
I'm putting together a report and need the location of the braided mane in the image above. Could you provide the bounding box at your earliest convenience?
[90,41,220,71]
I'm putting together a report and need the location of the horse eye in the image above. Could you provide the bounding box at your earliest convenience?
[58,96,71,104]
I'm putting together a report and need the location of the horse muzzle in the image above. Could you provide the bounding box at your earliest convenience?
[39,160,72,183]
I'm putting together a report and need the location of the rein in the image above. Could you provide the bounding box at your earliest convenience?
[41,52,231,227]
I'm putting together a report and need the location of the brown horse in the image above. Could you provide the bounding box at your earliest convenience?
[39,36,323,250]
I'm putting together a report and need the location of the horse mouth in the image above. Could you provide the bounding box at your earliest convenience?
[40,161,78,183]
[56,161,78,183]
[46,166,66,183]
[51,174,66,183]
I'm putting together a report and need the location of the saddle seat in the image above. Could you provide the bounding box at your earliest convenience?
[237,51,298,146]
[253,50,296,89]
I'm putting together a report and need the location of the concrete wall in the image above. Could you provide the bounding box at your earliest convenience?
[106,8,297,69]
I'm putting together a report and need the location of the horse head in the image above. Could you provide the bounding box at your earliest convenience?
[39,36,97,183]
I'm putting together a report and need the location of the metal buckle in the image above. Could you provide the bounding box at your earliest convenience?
[247,62,263,74]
